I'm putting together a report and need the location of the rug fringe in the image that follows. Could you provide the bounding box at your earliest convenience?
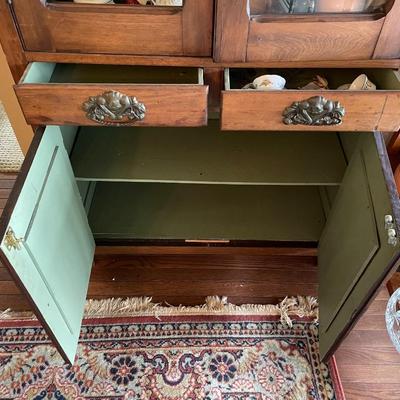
[0,296,318,325]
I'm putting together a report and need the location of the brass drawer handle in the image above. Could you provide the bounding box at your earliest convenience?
[283,95,345,126]
[83,90,146,125]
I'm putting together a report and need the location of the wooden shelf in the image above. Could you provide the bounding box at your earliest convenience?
[88,182,326,241]
[71,121,347,185]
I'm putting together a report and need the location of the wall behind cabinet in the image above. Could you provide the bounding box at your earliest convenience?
[0,45,32,155]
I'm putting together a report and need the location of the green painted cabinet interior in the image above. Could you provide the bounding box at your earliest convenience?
[319,133,400,360]
[0,126,95,364]
[0,123,399,364]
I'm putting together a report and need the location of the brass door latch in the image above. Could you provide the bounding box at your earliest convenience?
[385,215,398,247]
[3,227,23,251]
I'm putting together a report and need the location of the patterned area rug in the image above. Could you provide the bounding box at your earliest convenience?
[0,101,24,172]
[0,297,345,400]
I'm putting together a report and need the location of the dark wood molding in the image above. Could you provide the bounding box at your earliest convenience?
[0,0,27,82]
[182,0,214,57]
[214,0,249,62]
[373,0,400,59]
[23,51,400,69]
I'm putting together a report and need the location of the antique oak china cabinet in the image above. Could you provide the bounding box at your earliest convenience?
[1,0,400,364]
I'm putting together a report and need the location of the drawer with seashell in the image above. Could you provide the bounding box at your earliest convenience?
[15,63,208,127]
[221,68,400,132]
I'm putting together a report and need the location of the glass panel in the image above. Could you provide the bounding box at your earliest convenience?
[50,0,183,6]
[250,0,389,14]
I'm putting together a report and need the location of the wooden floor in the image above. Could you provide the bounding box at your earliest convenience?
[1,172,400,399]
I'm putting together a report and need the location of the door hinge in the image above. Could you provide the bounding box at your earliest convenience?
[3,227,23,251]
[385,215,398,247]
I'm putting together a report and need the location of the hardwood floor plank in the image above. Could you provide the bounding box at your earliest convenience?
[92,256,318,283]
[353,314,388,330]
[0,173,17,180]
[0,180,15,189]
[0,281,22,295]
[0,295,30,311]
[335,346,400,365]
[341,383,400,400]
[339,365,400,384]
[360,299,388,315]
[0,268,13,280]
[86,280,318,299]
[340,330,394,348]
[374,286,390,300]
[0,188,11,198]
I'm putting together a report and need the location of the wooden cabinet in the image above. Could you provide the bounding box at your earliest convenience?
[1,0,400,372]
[9,0,213,57]
[214,0,400,62]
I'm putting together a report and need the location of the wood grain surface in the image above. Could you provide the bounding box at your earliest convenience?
[0,2,27,82]
[15,84,208,127]
[23,52,400,69]
[214,0,249,62]
[246,18,384,62]
[335,287,400,400]
[373,0,400,59]
[11,0,213,57]
[221,90,400,132]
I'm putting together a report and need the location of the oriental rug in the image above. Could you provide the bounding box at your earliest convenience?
[0,296,345,400]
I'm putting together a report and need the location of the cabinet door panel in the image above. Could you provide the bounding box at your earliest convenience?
[319,133,400,360]
[0,126,95,364]
[319,150,379,332]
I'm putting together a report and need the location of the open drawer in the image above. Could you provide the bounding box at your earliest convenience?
[1,122,400,364]
[15,63,208,127]
[222,68,400,131]
[10,0,213,57]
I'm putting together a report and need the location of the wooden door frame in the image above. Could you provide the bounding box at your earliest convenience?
[214,0,400,62]
[0,0,27,83]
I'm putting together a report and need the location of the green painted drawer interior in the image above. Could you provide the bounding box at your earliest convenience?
[24,63,201,85]
[67,123,356,242]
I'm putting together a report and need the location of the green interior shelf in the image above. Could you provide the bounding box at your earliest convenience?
[88,182,326,241]
[71,121,347,185]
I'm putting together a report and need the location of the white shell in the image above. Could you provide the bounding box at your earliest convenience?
[252,75,286,91]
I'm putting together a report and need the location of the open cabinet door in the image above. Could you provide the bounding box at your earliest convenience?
[0,126,95,364]
[318,132,400,360]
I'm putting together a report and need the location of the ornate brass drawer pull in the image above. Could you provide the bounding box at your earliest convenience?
[83,90,146,125]
[283,95,345,126]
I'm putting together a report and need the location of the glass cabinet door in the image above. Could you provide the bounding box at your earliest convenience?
[250,0,389,14]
